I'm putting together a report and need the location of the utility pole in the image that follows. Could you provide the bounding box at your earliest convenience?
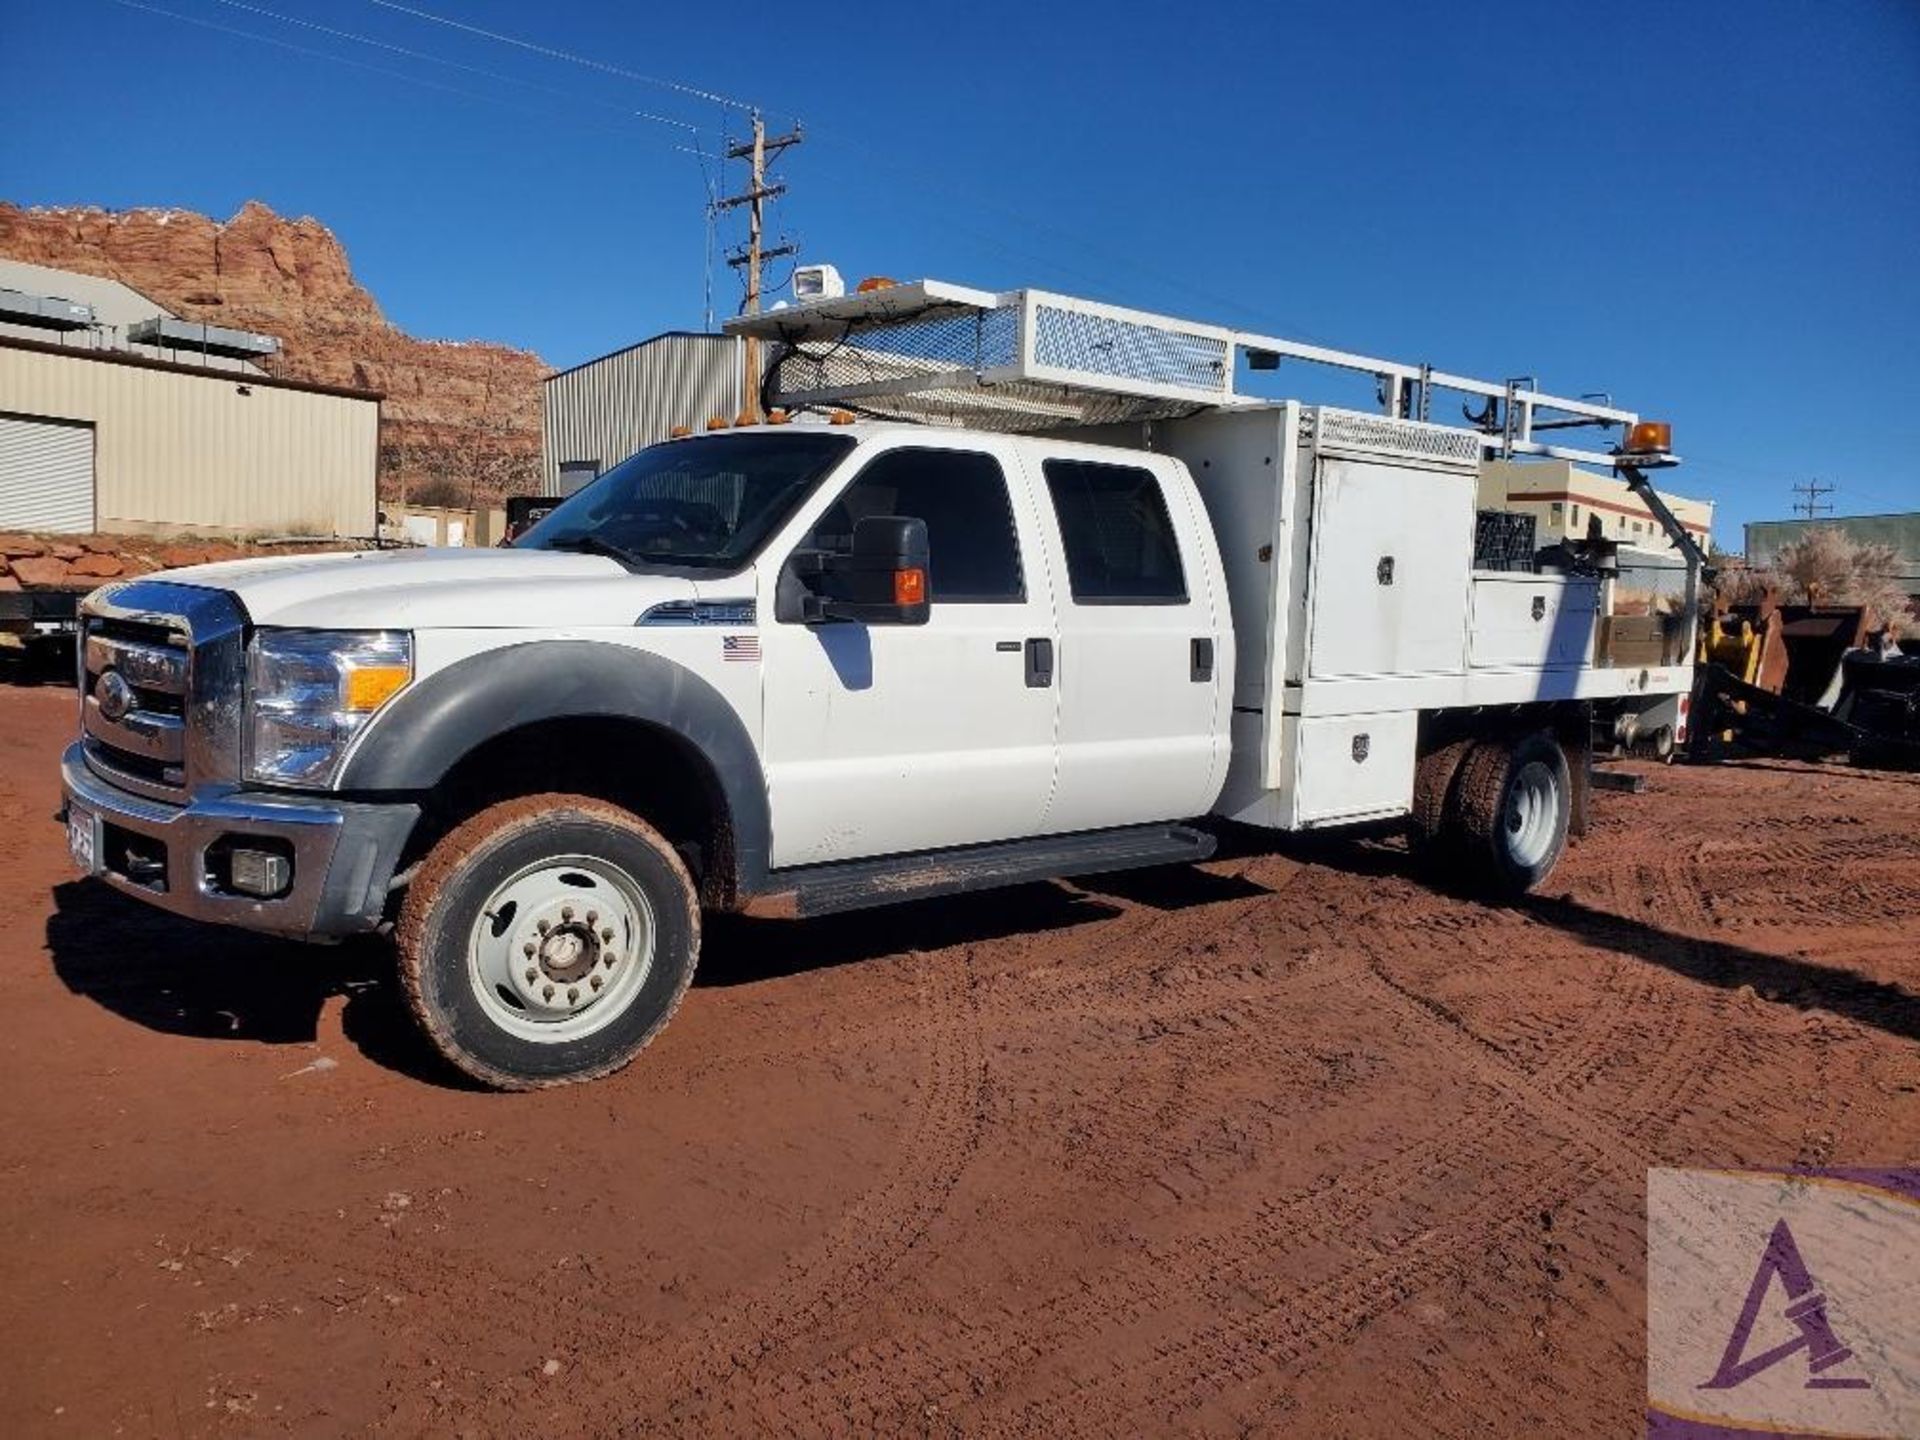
[719,110,801,419]
[1790,478,1836,521]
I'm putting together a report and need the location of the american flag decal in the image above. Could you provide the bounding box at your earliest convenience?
[722,634,761,662]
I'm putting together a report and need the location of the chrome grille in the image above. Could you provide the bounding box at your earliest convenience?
[78,581,247,804]
[83,617,191,798]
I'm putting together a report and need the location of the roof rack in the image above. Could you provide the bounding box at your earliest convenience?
[725,281,1639,467]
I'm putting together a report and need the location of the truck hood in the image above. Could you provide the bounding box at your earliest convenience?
[158,547,727,628]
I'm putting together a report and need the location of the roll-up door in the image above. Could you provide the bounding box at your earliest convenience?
[0,415,95,533]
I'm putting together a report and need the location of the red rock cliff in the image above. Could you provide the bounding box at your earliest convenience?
[0,200,546,508]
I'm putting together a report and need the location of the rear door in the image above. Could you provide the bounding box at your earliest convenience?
[759,439,1061,868]
[1032,453,1225,832]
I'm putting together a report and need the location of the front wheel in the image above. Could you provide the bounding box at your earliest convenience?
[1448,733,1572,896]
[397,794,700,1090]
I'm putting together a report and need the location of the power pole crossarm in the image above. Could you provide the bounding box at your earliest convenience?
[713,184,787,211]
[1790,479,1836,520]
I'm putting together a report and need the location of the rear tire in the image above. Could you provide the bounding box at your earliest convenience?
[397,794,700,1090]
[1448,733,1571,896]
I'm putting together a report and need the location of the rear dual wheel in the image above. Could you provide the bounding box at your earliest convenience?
[397,795,700,1090]
[1424,731,1572,896]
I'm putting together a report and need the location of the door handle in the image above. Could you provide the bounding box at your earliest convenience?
[1191,637,1214,683]
[1025,637,1054,688]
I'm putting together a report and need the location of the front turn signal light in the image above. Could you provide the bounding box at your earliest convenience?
[894,567,927,606]
[344,663,411,712]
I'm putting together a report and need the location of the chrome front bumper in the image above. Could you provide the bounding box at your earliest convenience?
[59,742,419,939]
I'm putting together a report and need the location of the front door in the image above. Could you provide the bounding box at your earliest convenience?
[759,441,1060,868]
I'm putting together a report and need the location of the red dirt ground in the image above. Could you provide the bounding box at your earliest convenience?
[1,682,1915,1436]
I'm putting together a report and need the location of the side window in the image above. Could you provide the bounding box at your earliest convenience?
[1041,459,1188,604]
[804,448,1025,603]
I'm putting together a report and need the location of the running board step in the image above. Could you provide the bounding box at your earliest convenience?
[745,823,1218,920]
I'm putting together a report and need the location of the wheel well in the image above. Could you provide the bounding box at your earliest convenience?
[402,716,737,907]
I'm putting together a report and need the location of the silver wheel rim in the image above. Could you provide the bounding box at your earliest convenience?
[466,854,656,1043]
[1503,760,1561,870]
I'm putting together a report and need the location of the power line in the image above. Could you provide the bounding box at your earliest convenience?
[106,0,711,163]
[365,2,1311,335]
[209,0,707,142]
[364,0,753,113]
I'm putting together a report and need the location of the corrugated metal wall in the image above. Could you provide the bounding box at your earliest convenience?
[541,333,744,496]
[0,344,377,536]
[0,415,94,532]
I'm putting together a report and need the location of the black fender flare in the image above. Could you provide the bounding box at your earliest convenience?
[337,641,770,896]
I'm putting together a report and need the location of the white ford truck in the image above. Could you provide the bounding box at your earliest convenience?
[60,280,1700,1088]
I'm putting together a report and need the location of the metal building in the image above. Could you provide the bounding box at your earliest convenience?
[0,338,379,538]
[0,259,378,538]
[541,332,745,497]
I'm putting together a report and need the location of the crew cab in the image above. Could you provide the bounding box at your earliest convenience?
[60,282,1699,1089]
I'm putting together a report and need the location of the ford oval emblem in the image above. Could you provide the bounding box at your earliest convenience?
[96,669,134,723]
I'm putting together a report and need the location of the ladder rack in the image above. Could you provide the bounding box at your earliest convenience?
[725,281,1638,468]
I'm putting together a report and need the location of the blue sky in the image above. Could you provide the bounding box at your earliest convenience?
[4,0,1917,543]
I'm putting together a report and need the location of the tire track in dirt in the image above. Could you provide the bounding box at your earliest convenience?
[1021,900,1726,1433]
[667,871,1709,1432]
[632,944,990,1431]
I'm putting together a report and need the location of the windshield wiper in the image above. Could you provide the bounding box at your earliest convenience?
[540,533,650,568]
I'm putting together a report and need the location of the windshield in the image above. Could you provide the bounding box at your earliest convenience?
[517,431,857,572]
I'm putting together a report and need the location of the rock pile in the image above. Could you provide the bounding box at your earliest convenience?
[0,532,351,591]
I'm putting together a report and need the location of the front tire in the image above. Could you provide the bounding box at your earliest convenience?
[1448,733,1572,896]
[397,794,700,1090]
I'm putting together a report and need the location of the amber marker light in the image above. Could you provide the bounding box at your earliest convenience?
[344,663,411,712]
[894,567,927,606]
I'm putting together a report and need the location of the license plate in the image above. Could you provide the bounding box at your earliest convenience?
[67,804,97,874]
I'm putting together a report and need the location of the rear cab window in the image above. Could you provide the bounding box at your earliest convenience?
[1041,458,1188,604]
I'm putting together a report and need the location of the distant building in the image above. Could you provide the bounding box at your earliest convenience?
[541,332,747,497]
[0,258,378,537]
[1479,458,1713,594]
[1745,513,1920,615]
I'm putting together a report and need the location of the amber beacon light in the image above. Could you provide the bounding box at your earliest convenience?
[1625,420,1672,454]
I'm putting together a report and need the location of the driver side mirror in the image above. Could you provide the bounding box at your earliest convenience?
[784,514,930,626]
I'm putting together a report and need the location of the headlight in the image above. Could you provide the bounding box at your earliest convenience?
[246,629,412,786]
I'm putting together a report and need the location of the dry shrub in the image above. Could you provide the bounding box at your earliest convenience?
[1772,528,1911,627]
[1708,563,1785,611]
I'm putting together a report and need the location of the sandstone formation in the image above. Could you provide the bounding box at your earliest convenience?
[0,201,548,507]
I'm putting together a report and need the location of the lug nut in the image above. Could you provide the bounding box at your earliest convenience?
[523,942,536,957]
[600,927,614,942]
[567,986,579,1003]
[604,953,617,968]
[542,984,555,1001]
[525,967,538,983]
[586,911,598,925]
[590,974,603,991]
[537,920,551,935]
[561,906,574,922]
